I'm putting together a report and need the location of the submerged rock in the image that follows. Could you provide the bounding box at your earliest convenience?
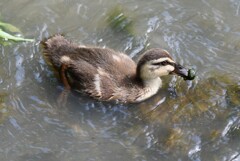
[106,5,134,36]
[0,92,9,124]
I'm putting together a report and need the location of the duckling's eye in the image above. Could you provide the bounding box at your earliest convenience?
[161,61,168,66]
[152,61,168,66]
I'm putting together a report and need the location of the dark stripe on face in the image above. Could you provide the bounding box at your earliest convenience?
[136,48,174,78]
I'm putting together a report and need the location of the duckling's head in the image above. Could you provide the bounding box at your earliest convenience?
[136,48,195,82]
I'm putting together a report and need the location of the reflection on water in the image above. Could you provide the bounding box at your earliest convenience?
[0,0,240,161]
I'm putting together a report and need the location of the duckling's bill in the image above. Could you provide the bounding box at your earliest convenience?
[171,64,196,80]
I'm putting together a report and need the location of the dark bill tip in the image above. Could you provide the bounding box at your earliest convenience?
[171,64,196,80]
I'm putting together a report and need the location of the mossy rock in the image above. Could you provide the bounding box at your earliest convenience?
[226,84,240,106]
[164,128,189,151]
[139,73,239,124]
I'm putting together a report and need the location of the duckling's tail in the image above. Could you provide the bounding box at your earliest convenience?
[41,34,73,69]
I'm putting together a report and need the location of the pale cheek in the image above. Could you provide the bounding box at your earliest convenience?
[157,65,174,76]
[158,70,169,75]
[165,65,174,72]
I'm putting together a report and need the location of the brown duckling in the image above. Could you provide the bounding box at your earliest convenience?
[41,35,195,103]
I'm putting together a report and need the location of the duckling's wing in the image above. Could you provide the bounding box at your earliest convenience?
[74,47,137,78]
[74,47,137,76]
[64,47,137,100]
[66,58,118,100]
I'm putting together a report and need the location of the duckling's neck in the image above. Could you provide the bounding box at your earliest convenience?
[135,77,162,102]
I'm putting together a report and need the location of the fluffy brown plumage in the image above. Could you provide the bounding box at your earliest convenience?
[41,34,194,103]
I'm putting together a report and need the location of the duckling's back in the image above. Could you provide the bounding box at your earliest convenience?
[41,35,136,73]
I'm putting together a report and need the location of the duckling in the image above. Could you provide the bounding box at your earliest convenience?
[41,35,195,103]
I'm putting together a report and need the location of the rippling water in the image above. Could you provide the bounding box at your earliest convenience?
[0,0,240,161]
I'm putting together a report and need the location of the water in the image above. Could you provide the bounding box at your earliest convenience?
[0,0,240,161]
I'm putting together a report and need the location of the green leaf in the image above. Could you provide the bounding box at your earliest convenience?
[0,29,34,42]
[0,21,22,34]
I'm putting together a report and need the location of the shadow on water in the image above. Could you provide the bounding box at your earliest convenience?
[0,0,240,161]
